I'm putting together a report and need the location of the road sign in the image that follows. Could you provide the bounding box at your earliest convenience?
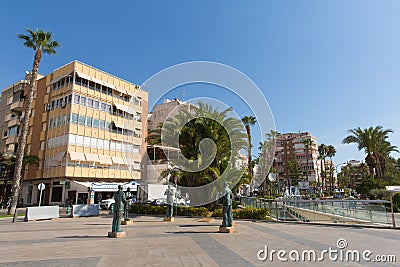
[38,183,45,207]
[38,183,45,191]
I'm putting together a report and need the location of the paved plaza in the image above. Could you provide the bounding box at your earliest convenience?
[0,210,399,267]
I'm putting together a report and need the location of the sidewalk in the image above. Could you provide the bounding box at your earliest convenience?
[0,212,399,266]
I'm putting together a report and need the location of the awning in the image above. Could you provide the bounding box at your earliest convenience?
[103,81,116,90]
[113,120,124,129]
[51,73,72,84]
[75,71,93,81]
[114,87,127,95]
[113,102,129,113]
[69,151,86,161]
[85,153,100,163]
[111,156,125,165]
[90,180,139,192]
[90,76,106,86]
[98,155,112,165]
[53,152,65,161]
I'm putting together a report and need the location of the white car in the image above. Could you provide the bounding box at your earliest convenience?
[100,199,115,210]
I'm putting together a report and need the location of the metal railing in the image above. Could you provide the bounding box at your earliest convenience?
[240,197,395,226]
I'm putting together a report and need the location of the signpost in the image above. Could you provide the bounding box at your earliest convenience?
[38,183,45,207]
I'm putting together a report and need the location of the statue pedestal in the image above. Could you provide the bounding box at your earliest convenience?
[219,226,235,233]
[108,231,126,238]
[121,219,133,225]
[197,218,215,223]
[163,217,174,222]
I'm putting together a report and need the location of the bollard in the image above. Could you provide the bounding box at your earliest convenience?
[66,205,71,215]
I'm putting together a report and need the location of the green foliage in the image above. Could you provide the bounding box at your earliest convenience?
[392,193,400,212]
[130,204,209,217]
[212,207,270,220]
[369,189,392,200]
[234,208,270,220]
[131,204,166,215]
[356,178,386,196]
[177,206,209,217]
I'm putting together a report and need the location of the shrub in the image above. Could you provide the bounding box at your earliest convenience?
[393,193,400,213]
[177,206,209,217]
[212,207,270,220]
[131,204,209,217]
[234,208,270,220]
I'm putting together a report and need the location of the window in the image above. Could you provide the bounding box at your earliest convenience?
[73,95,80,104]
[93,118,99,128]
[80,96,86,106]
[42,123,46,131]
[87,98,93,108]
[101,103,107,112]
[99,120,105,129]
[86,117,93,126]
[78,115,85,125]
[40,141,45,150]
[94,100,99,109]
[51,187,63,202]
[71,113,78,124]
[8,126,19,136]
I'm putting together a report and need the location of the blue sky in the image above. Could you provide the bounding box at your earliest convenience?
[1,1,399,166]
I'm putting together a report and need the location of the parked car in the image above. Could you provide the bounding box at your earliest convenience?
[100,199,115,210]
[151,197,189,206]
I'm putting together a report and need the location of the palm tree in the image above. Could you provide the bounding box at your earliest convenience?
[318,144,327,191]
[9,29,60,215]
[326,145,336,195]
[342,126,396,179]
[241,116,257,176]
[302,138,314,182]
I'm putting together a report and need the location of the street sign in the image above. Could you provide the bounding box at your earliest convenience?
[38,183,45,207]
[38,183,45,191]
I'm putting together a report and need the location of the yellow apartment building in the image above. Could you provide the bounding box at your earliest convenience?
[0,61,148,206]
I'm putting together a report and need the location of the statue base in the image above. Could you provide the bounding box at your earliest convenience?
[163,217,175,222]
[197,218,215,223]
[121,219,133,225]
[219,226,235,233]
[108,231,126,238]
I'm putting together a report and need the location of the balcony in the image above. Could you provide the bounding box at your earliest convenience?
[10,100,24,111]
[5,136,18,145]
[7,117,20,127]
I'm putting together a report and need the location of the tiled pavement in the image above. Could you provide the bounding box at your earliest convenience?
[0,210,399,267]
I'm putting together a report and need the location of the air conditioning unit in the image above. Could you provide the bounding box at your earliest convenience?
[45,104,51,111]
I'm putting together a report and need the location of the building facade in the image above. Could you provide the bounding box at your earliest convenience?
[274,132,321,187]
[0,61,148,206]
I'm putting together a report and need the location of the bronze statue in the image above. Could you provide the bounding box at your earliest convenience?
[221,182,233,227]
[164,184,176,218]
[112,185,127,232]
[124,188,133,221]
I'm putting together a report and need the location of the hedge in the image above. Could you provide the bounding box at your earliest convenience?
[212,207,270,220]
[393,193,400,213]
[130,204,208,217]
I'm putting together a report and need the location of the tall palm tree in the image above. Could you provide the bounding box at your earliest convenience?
[9,29,60,215]
[326,145,336,194]
[302,138,314,182]
[241,116,257,176]
[318,144,327,191]
[342,126,396,179]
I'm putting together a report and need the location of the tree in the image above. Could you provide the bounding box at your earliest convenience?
[288,160,302,185]
[161,102,247,188]
[241,116,257,176]
[9,28,60,215]
[326,145,336,195]
[318,144,327,190]
[342,126,397,179]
